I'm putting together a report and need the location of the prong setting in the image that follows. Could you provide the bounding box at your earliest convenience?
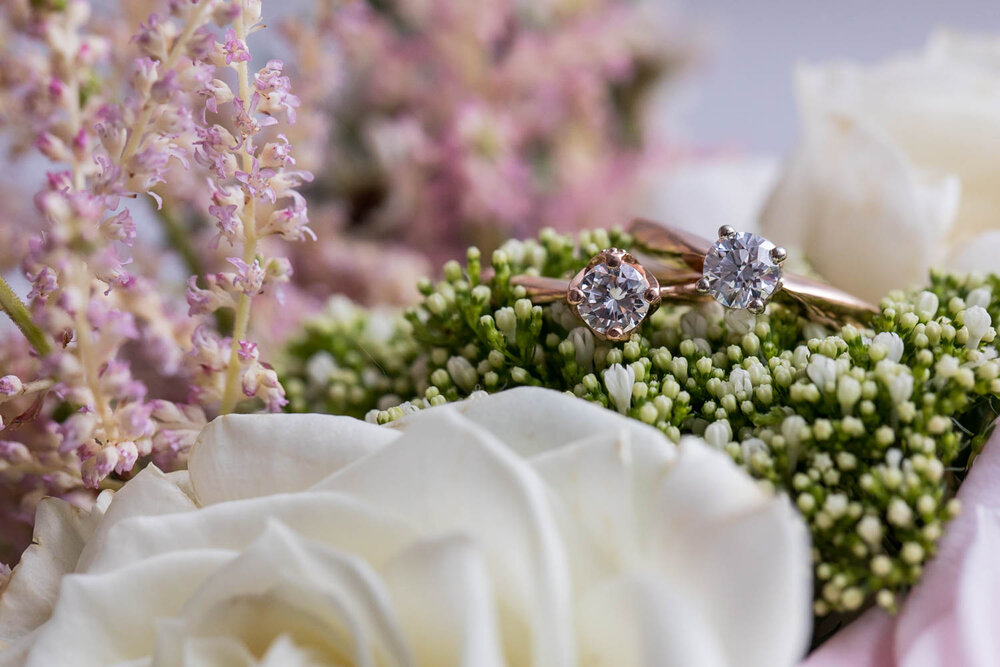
[568,248,660,341]
[701,229,783,312]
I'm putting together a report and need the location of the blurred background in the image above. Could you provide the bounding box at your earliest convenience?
[671,0,1000,152]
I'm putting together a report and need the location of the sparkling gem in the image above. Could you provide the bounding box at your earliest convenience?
[702,232,782,308]
[576,260,650,336]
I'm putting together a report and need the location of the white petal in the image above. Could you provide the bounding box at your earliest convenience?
[22,550,233,667]
[760,65,960,303]
[638,157,778,239]
[649,439,813,667]
[152,522,411,667]
[76,466,197,573]
[319,407,575,667]
[530,428,674,592]
[949,230,1000,275]
[576,573,727,667]
[81,492,417,575]
[0,494,109,642]
[382,536,504,667]
[395,387,669,460]
[190,413,399,505]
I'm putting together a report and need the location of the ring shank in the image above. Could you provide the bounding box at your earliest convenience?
[511,275,706,305]
[629,219,878,325]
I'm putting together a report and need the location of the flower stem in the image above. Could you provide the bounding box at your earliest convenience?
[219,9,258,415]
[0,276,50,356]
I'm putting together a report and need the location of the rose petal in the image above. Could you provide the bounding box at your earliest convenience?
[76,466,197,573]
[319,406,575,667]
[530,427,674,592]
[190,413,399,505]
[0,501,92,643]
[153,521,411,667]
[651,440,813,667]
[760,65,960,303]
[82,492,417,575]
[576,572,727,667]
[21,550,233,666]
[412,387,673,460]
[382,535,504,667]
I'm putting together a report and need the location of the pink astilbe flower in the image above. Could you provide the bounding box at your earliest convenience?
[181,0,312,416]
[0,0,311,567]
[280,0,688,269]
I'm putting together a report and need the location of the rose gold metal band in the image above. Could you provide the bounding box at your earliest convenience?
[511,220,878,329]
[628,219,878,326]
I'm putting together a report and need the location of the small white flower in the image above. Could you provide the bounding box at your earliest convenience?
[704,420,733,449]
[856,515,884,545]
[963,306,992,349]
[568,327,595,371]
[824,493,848,518]
[681,309,708,339]
[966,286,992,309]
[730,367,753,397]
[807,356,838,391]
[550,302,580,331]
[782,415,808,447]
[916,291,940,321]
[935,355,960,379]
[494,306,517,341]
[741,437,768,462]
[887,373,914,405]
[872,332,904,363]
[304,352,337,385]
[604,363,636,414]
[837,375,862,412]
[446,356,479,392]
[724,308,757,335]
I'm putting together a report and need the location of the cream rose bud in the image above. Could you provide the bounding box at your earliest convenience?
[0,389,812,666]
[761,30,1000,303]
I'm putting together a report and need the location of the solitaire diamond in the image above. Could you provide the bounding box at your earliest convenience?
[702,232,782,309]
[575,259,651,337]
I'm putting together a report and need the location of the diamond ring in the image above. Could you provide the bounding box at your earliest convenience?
[630,219,878,327]
[510,221,877,341]
[509,248,702,341]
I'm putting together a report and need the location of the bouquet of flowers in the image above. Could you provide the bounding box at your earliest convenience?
[0,0,997,664]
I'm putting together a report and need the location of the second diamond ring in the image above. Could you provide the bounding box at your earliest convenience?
[509,221,878,341]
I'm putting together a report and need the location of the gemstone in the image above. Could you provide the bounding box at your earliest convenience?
[576,260,651,336]
[702,232,782,308]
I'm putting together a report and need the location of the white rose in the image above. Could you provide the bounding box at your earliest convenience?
[0,388,811,666]
[761,30,1000,303]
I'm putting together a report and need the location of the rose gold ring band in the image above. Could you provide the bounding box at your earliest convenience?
[627,219,878,327]
[509,220,878,338]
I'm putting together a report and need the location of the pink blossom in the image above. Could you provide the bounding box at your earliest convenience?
[234,157,276,203]
[222,28,250,65]
[0,375,23,396]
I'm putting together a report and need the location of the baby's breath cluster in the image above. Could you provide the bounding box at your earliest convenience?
[282,228,1000,616]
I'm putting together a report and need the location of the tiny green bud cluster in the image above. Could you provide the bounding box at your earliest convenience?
[282,231,1000,618]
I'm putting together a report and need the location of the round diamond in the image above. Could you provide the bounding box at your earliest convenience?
[576,261,650,336]
[702,232,782,308]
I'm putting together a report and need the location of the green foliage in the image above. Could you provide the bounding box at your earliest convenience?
[282,227,1000,617]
